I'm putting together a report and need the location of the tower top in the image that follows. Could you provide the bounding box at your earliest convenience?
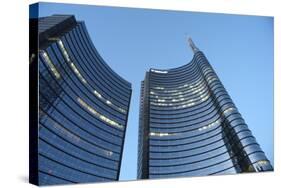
[188,37,199,53]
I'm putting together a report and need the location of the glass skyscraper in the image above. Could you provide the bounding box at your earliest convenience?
[137,38,273,179]
[29,14,132,185]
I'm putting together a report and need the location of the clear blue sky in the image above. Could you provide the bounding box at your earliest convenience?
[34,2,274,181]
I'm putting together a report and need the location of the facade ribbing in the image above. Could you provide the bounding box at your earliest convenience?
[30,15,132,185]
[137,39,273,179]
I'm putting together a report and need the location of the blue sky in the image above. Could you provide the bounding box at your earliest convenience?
[34,2,274,181]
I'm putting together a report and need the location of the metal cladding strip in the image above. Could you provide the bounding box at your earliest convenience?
[194,50,273,172]
[137,38,273,179]
[147,63,229,175]
[35,14,132,185]
[138,73,151,179]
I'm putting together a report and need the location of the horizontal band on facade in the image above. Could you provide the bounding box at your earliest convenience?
[39,153,116,180]
[149,150,266,176]
[78,23,131,88]
[39,74,125,135]
[62,28,131,97]
[39,122,120,162]
[39,137,118,171]
[44,38,130,107]
[69,23,131,91]
[40,54,128,121]
[39,170,77,184]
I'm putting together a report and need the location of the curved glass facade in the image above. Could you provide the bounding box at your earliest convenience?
[31,15,132,185]
[137,39,273,179]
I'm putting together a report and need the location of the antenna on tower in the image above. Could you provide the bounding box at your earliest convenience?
[188,37,199,53]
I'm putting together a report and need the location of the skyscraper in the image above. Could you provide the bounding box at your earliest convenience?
[137,38,273,179]
[29,14,132,185]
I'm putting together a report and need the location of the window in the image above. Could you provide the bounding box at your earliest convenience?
[57,39,88,84]
[93,90,126,114]
[77,97,124,129]
[150,132,175,137]
[47,113,115,157]
[198,119,221,131]
[57,38,127,114]
[151,69,168,74]
[70,62,87,84]
[223,107,236,114]
[57,39,71,62]
[257,160,269,165]
[41,51,61,79]
[105,150,113,156]
[150,94,209,108]
[50,118,80,143]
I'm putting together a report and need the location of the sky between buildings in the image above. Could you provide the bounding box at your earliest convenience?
[32,2,274,181]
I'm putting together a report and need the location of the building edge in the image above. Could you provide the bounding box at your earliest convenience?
[29,3,39,186]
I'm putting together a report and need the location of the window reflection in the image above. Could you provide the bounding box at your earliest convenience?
[223,107,236,114]
[41,51,61,79]
[45,115,115,158]
[151,69,168,74]
[257,160,269,165]
[49,117,81,143]
[58,39,71,62]
[150,132,176,137]
[93,90,126,114]
[57,39,127,114]
[198,119,221,131]
[150,93,210,109]
[57,39,88,84]
[70,62,87,84]
[251,160,271,171]
[150,82,207,97]
[206,76,217,84]
[77,97,124,129]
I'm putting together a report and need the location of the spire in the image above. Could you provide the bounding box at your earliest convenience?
[188,37,199,53]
